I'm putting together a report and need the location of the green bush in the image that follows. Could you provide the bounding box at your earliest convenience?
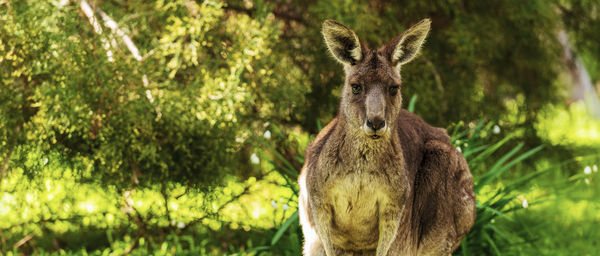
[0,0,310,190]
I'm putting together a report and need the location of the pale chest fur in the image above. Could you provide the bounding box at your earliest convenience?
[315,144,409,250]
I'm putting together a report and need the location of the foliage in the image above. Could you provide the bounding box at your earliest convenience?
[1,0,310,189]
[0,154,297,255]
[237,0,569,130]
[559,0,600,82]
[536,101,600,147]
[2,0,600,255]
[452,120,600,255]
[451,122,545,255]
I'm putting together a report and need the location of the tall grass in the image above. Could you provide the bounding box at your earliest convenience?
[451,121,545,255]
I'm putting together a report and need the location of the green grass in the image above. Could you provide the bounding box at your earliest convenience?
[495,172,600,255]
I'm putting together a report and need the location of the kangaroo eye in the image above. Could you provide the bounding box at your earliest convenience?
[351,84,362,95]
[389,86,399,96]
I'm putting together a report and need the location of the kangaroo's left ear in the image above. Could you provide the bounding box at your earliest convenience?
[385,19,431,66]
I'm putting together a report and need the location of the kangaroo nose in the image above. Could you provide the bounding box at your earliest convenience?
[366,118,385,131]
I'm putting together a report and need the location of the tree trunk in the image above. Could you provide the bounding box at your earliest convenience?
[558,30,600,119]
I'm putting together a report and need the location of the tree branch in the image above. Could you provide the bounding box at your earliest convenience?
[160,184,173,228]
[13,232,34,249]
[121,190,149,254]
[79,0,157,107]
[96,7,142,61]
[422,57,444,94]
[122,234,142,255]
[182,185,252,231]
[558,29,600,118]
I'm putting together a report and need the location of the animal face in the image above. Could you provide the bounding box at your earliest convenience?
[322,19,430,140]
[342,50,403,140]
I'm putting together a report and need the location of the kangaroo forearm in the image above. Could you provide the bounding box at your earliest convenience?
[313,209,336,256]
[376,205,401,256]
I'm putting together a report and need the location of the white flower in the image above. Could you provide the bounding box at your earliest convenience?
[177,221,185,229]
[250,153,260,164]
[522,199,528,208]
[42,158,48,165]
[271,200,278,209]
[263,130,271,139]
[283,204,289,211]
[456,146,462,153]
[584,166,592,175]
[492,125,501,134]
[593,165,598,173]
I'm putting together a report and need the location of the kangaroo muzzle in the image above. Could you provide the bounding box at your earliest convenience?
[364,90,387,138]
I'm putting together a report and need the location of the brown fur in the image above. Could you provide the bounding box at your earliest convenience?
[298,19,476,256]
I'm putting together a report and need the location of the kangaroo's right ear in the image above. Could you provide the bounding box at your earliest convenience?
[322,20,363,65]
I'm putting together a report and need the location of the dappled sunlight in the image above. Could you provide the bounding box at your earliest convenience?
[211,171,297,230]
[537,101,600,146]
[0,162,298,253]
[79,201,97,213]
[510,179,600,255]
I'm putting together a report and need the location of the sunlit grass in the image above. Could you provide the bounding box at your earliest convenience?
[507,176,600,255]
[536,101,600,146]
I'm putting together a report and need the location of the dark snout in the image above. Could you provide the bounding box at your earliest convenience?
[363,90,387,139]
[366,118,385,131]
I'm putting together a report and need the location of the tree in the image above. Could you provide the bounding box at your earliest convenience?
[1,0,309,190]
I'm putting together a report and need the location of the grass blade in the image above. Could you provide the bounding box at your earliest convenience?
[469,135,514,168]
[254,136,299,179]
[407,94,418,113]
[271,211,299,246]
[474,143,524,192]
[462,145,488,159]
[482,230,502,256]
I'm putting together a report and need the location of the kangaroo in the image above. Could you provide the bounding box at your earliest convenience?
[298,19,476,256]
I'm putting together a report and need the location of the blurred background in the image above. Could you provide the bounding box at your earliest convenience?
[1,0,600,255]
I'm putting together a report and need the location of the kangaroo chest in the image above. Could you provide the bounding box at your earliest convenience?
[320,156,407,250]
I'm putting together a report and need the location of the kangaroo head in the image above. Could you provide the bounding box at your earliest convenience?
[323,19,430,141]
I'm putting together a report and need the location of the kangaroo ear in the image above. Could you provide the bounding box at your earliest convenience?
[386,19,431,66]
[322,20,363,65]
